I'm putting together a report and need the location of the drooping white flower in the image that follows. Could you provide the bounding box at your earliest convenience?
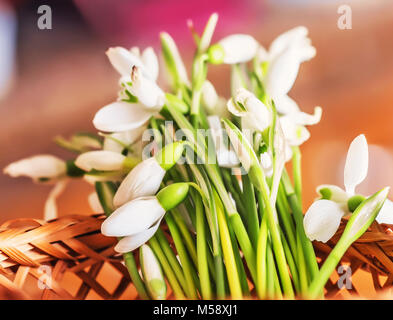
[216,34,259,64]
[260,27,317,118]
[75,150,127,172]
[304,134,393,242]
[93,47,163,133]
[207,115,239,168]
[101,196,165,237]
[3,155,66,182]
[113,157,166,207]
[227,88,272,133]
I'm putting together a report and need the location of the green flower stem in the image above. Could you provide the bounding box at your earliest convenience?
[149,236,186,300]
[222,169,247,217]
[296,229,309,294]
[281,232,300,293]
[195,192,212,300]
[256,209,268,299]
[95,182,150,300]
[227,216,251,296]
[276,184,297,259]
[308,241,350,299]
[165,99,256,288]
[171,208,198,267]
[282,170,319,281]
[155,229,188,293]
[292,146,302,204]
[214,191,243,299]
[214,254,227,299]
[242,174,260,248]
[165,212,198,299]
[253,167,294,298]
[123,252,150,300]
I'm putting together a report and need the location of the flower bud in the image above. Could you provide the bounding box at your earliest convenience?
[155,141,187,171]
[75,150,127,172]
[140,244,167,300]
[3,155,66,182]
[343,187,389,242]
[156,183,190,212]
[165,93,189,114]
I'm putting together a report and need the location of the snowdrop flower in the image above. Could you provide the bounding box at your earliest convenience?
[139,244,166,300]
[279,107,322,149]
[75,150,130,172]
[4,155,69,221]
[93,47,164,133]
[227,88,272,133]
[208,34,259,64]
[304,134,393,243]
[113,141,187,207]
[207,115,239,168]
[261,27,316,116]
[101,183,190,252]
[4,155,66,182]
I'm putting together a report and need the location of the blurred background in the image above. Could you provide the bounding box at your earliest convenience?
[1,0,393,222]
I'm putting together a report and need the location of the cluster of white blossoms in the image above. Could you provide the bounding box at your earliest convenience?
[3,13,393,300]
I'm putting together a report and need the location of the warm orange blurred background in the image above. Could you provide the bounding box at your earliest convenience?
[1,0,393,299]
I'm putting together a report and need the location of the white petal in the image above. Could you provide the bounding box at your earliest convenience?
[101,197,165,237]
[265,46,300,96]
[106,47,143,77]
[3,155,66,181]
[272,95,300,115]
[376,199,393,225]
[75,150,126,172]
[303,199,345,243]
[344,134,368,195]
[286,106,322,126]
[202,80,219,111]
[113,157,166,207]
[127,67,165,110]
[140,244,164,283]
[88,192,103,213]
[242,96,271,132]
[115,219,161,253]
[44,180,68,221]
[269,26,309,60]
[141,47,159,81]
[219,34,259,64]
[93,101,152,133]
[103,126,146,153]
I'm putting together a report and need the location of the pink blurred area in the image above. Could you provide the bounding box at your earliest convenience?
[74,0,263,46]
[0,0,393,225]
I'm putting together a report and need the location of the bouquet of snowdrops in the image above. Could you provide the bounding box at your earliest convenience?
[4,13,392,300]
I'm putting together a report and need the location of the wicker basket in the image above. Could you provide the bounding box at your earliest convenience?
[0,214,392,299]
